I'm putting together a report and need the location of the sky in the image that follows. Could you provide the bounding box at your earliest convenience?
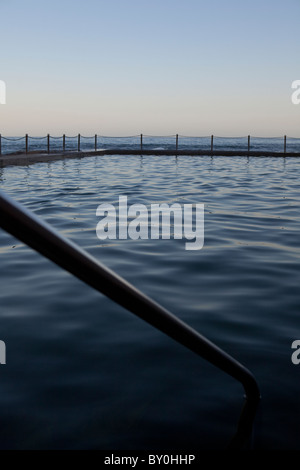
[0,0,299,136]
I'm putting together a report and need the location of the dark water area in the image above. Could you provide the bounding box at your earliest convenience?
[0,154,299,450]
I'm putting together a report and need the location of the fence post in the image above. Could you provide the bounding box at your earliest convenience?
[63,134,66,152]
[47,134,50,154]
[284,135,287,154]
[78,134,81,152]
[140,134,143,152]
[176,134,179,152]
[248,135,251,152]
[211,135,214,152]
[25,134,29,154]
[0,134,1,156]
[95,134,97,152]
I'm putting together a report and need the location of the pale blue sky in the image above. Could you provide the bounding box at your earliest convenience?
[0,0,299,136]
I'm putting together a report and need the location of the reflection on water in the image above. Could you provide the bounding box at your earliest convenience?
[0,155,300,449]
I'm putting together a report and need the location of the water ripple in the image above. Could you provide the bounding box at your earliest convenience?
[0,155,299,449]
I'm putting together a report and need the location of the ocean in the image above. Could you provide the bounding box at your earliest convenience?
[0,153,299,449]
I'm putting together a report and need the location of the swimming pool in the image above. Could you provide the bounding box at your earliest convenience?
[0,154,299,449]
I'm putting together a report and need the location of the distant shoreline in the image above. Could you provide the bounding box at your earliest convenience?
[1,149,300,168]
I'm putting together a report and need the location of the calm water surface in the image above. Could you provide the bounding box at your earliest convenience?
[0,155,299,449]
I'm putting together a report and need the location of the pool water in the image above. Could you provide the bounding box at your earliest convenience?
[0,154,299,450]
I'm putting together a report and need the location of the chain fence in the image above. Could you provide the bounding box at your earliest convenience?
[0,133,299,156]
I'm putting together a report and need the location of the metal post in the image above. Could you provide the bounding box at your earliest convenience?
[95,134,97,152]
[211,135,214,152]
[78,134,81,152]
[176,134,179,152]
[0,134,1,156]
[25,134,29,154]
[63,134,66,152]
[47,134,50,154]
[248,135,251,152]
[284,135,287,154]
[140,134,143,153]
[0,190,261,451]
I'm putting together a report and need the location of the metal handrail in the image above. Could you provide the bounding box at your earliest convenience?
[0,190,260,448]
